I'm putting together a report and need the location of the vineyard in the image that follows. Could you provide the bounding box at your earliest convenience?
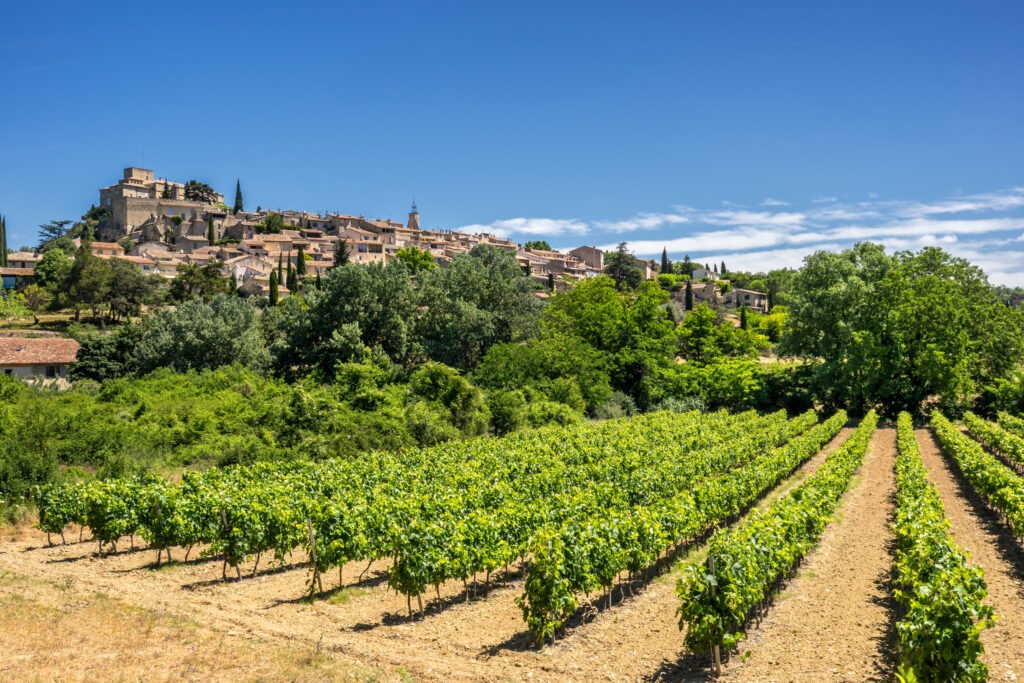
[4,407,1024,681]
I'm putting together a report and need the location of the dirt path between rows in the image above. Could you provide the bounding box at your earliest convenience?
[717,426,898,683]
[916,428,1024,681]
[0,426,856,683]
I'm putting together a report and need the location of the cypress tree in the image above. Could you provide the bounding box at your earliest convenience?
[684,280,694,311]
[767,289,774,311]
[277,253,283,280]
[333,239,349,267]
[233,179,244,215]
[315,272,322,289]
[269,270,279,305]
[547,272,555,290]
[682,254,692,276]
[207,217,215,245]
[0,215,7,267]
[296,246,307,276]
[660,247,671,274]
[287,263,296,291]
[720,260,727,275]
[740,307,748,330]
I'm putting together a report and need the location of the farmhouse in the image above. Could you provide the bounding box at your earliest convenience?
[0,337,81,381]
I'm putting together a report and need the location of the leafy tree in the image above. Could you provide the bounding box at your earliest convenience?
[0,289,30,328]
[20,284,52,325]
[524,240,552,251]
[69,324,142,381]
[394,246,436,272]
[661,248,672,274]
[37,219,73,251]
[781,243,1024,415]
[259,213,285,234]
[333,239,350,267]
[684,279,694,310]
[183,180,217,203]
[544,276,676,407]
[233,179,244,215]
[679,254,693,276]
[134,296,271,374]
[415,245,543,370]
[33,248,73,291]
[170,261,230,302]
[279,261,417,374]
[269,270,279,305]
[62,243,110,320]
[106,259,161,322]
[604,242,643,290]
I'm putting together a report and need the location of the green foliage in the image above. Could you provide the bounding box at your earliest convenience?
[524,240,552,251]
[677,410,874,654]
[268,270,279,305]
[170,261,230,302]
[183,180,217,203]
[603,242,643,290]
[893,412,993,682]
[69,324,142,382]
[233,179,244,215]
[782,243,1024,415]
[258,212,286,234]
[134,296,271,374]
[0,289,30,327]
[395,246,436,272]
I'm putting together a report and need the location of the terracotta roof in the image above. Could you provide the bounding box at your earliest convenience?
[0,338,81,365]
[0,267,35,276]
[91,242,122,249]
[6,252,40,261]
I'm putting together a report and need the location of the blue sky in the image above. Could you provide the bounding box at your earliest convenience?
[2,2,1023,282]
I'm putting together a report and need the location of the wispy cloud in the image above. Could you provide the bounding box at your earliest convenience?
[455,186,1024,285]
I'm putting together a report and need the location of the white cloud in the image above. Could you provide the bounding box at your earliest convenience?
[593,212,689,232]
[812,195,838,203]
[456,217,589,239]
[760,197,789,206]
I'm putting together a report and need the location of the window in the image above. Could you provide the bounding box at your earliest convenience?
[46,366,57,378]
[3,369,11,376]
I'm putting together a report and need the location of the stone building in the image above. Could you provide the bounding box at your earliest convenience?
[98,167,224,239]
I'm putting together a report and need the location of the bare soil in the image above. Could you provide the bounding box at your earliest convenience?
[0,427,856,683]
[916,428,1024,681]
[718,426,899,683]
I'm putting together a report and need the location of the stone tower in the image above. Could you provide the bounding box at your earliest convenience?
[407,201,420,230]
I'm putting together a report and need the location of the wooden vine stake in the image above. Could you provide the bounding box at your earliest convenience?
[709,554,722,677]
[306,518,323,594]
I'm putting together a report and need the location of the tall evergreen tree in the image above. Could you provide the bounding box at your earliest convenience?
[0,215,7,267]
[660,247,671,274]
[681,254,693,276]
[268,270,279,305]
[767,289,774,311]
[333,239,349,267]
[684,279,694,311]
[207,217,215,245]
[315,272,322,289]
[296,246,307,276]
[547,272,555,290]
[720,260,727,275]
[740,306,748,330]
[233,179,244,215]
[277,253,283,281]
[286,263,296,291]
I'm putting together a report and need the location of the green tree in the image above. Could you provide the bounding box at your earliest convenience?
[0,214,7,267]
[69,324,141,381]
[286,262,296,292]
[169,261,230,302]
[268,270,279,305]
[277,253,284,280]
[106,259,161,322]
[21,284,52,325]
[604,242,643,290]
[37,219,73,252]
[183,180,217,203]
[62,243,111,320]
[333,239,350,267]
[33,248,73,291]
[684,279,694,310]
[721,260,727,275]
[0,290,30,328]
[207,217,215,245]
[134,296,271,374]
[415,245,543,370]
[233,179,244,215]
[295,246,307,276]
[547,272,555,290]
[394,246,436,272]
[781,243,1023,415]
[661,247,672,274]
[524,240,552,251]
[260,213,285,234]
[740,306,748,330]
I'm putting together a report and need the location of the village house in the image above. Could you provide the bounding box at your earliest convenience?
[0,337,81,381]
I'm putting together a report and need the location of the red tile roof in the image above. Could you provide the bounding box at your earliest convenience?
[0,338,81,365]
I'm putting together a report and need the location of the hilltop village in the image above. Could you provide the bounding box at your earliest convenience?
[1,167,767,310]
